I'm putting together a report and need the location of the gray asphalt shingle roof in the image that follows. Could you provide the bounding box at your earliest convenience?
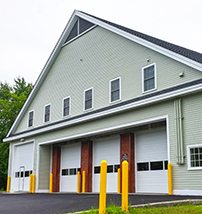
[81,11,202,63]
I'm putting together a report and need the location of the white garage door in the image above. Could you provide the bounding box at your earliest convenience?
[93,136,120,193]
[136,129,168,193]
[11,142,34,192]
[60,143,81,192]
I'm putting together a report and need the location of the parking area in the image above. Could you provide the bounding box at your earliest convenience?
[0,193,202,214]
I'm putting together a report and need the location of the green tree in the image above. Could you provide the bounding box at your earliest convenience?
[0,77,32,190]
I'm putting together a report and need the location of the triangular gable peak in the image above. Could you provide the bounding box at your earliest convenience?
[65,17,95,43]
[6,10,202,138]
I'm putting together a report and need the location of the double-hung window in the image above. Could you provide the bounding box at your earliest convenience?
[110,77,121,103]
[187,145,202,170]
[44,104,51,122]
[84,88,93,110]
[28,111,34,127]
[63,97,70,117]
[142,64,156,92]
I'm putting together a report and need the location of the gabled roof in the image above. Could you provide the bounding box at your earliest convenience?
[5,10,202,139]
[81,11,202,63]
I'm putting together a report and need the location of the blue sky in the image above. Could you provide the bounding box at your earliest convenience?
[1,0,202,84]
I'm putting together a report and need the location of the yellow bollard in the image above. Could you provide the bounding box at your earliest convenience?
[168,163,173,195]
[6,176,11,193]
[32,174,36,193]
[122,160,128,212]
[49,172,53,193]
[117,168,121,194]
[82,171,86,193]
[99,160,107,214]
[29,174,32,193]
[77,171,81,193]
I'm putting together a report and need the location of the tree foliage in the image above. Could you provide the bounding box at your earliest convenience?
[0,77,32,190]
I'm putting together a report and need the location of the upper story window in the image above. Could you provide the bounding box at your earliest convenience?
[63,97,70,117]
[28,111,34,127]
[110,77,121,103]
[187,145,202,170]
[84,88,93,110]
[44,104,51,122]
[142,64,157,92]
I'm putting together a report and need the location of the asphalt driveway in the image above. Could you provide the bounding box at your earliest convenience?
[0,193,202,214]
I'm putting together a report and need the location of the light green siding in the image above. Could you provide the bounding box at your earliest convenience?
[171,92,202,191]
[15,26,201,134]
[38,145,51,190]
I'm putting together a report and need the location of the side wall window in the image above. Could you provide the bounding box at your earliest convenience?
[142,64,156,92]
[110,77,121,103]
[44,105,51,122]
[63,97,70,117]
[187,145,202,170]
[84,88,93,110]
[28,111,34,127]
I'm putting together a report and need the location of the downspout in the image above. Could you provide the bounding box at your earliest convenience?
[174,98,184,164]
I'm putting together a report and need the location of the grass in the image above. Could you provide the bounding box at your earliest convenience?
[78,204,202,214]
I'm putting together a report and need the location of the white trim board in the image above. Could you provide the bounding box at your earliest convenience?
[38,115,167,145]
[174,189,202,196]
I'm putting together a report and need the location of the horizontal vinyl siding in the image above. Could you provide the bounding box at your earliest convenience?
[38,145,51,190]
[172,92,202,191]
[15,26,202,133]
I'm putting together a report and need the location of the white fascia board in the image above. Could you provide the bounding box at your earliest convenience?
[75,11,202,72]
[4,83,202,142]
[38,115,167,146]
[6,11,79,137]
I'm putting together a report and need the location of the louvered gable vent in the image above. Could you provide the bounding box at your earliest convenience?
[65,17,94,43]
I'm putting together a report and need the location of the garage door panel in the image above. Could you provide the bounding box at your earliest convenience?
[60,143,81,192]
[60,176,77,192]
[93,136,120,192]
[136,129,168,194]
[11,142,34,192]
[94,137,120,165]
[136,130,167,162]
[137,171,168,193]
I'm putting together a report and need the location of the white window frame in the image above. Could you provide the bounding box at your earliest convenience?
[83,87,94,111]
[109,77,121,104]
[44,104,51,123]
[62,96,71,117]
[142,63,157,93]
[187,144,202,170]
[28,110,34,128]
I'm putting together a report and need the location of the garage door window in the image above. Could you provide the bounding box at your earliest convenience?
[94,166,100,174]
[114,164,120,172]
[137,162,149,171]
[61,168,80,176]
[137,160,168,171]
[15,170,32,178]
[94,164,120,174]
